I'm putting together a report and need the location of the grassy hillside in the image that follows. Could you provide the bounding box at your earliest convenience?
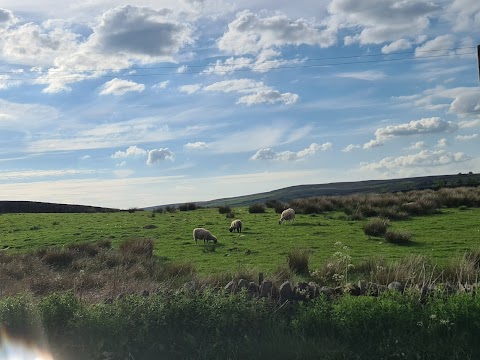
[146,172,480,209]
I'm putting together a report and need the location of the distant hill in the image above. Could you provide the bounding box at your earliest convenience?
[145,172,480,210]
[0,201,120,213]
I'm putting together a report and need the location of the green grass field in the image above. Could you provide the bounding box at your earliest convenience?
[1,206,479,275]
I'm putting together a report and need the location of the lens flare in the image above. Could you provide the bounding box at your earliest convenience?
[0,328,55,360]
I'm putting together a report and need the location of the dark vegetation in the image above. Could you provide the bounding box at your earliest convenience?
[248,203,266,213]
[0,201,119,213]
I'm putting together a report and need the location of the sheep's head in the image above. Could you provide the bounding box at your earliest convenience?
[229,227,233,232]
[278,219,282,225]
[213,236,218,244]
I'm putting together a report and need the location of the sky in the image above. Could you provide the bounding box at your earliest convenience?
[0,0,479,209]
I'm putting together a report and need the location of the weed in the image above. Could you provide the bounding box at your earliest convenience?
[119,238,154,257]
[249,203,266,213]
[384,230,412,245]
[287,248,310,274]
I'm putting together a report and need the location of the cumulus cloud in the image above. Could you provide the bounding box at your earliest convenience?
[374,117,458,140]
[456,134,478,141]
[100,78,145,95]
[328,0,440,45]
[111,145,147,158]
[363,139,384,149]
[408,141,426,150]
[414,34,456,57]
[152,80,169,89]
[147,148,175,164]
[0,8,18,30]
[184,141,207,149]
[361,149,471,170]
[29,5,194,92]
[88,5,193,57]
[436,138,448,147]
[381,39,411,53]
[1,22,79,66]
[250,142,332,161]
[179,84,201,94]
[396,87,480,117]
[336,70,385,81]
[218,10,336,55]
[204,78,298,105]
[342,144,361,152]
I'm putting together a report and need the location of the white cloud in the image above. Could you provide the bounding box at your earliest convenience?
[361,149,471,170]
[336,70,386,81]
[250,142,332,161]
[179,84,201,94]
[342,144,361,152]
[408,141,426,150]
[375,117,458,140]
[456,134,478,141]
[363,139,384,149]
[459,119,480,128]
[116,161,127,167]
[436,138,448,147]
[177,65,188,73]
[152,80,169,89]
[329,0,440,45]
[218,10,336,55]
[447,0,480,32]
[184,142,208,150]
[111,145,147,158]
[381,39,412,54]
[147,148,175,164]
[0,8,18,30]
[204,78,298,105]
[237,90,299,105]
[1,21,79,66]
[81,155,91,160]
[414,34,456,57]
[88,5,193,58]
[100,78,145,95]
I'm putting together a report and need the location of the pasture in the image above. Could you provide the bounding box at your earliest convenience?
[1,206,479,275]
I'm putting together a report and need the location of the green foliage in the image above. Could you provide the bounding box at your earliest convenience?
[248,203,266,213]
[287,248,310,274]
[178,203,198,211]
[363,217,390,237]
[218,205,232,214]
[225,211,235,219]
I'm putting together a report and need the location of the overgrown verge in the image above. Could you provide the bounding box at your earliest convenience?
[0,290,479,360]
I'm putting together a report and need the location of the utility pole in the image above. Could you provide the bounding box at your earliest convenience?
[478,44,480,82]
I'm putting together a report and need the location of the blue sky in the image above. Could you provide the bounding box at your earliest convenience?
[0,0,479,209]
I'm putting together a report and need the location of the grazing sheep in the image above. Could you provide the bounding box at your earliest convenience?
[279,208,295,225]
[193,228,218,244]
[229,219,242,233]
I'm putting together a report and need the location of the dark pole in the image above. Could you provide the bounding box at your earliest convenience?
[478,45,480,82]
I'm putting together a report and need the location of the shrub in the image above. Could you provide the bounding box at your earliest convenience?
[287,248,310,274]
[225,212,235,219]
[41,249,75,268]
[119,238,154,257]
[179,203,198,211]
[218,205,232,214]
[384,231,412,245]
[66,242,99,257]
[165,206,176,213]
[265,199,283,208]
[248,203,266,213]
[363,217,390,237]
[96,239,112,249]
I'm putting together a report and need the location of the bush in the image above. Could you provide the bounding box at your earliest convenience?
[265,199,283,208]
[41,249,75,268]
[384,231,412,244]
[249,203,266,213]
[363,217,390,237]
[179,203,198,211]
[218,205,232,214]
[225,212,235,219]
[66,242,99,257]
[287,248,310,274]
[165,206,176,213]
[119,238,154,257]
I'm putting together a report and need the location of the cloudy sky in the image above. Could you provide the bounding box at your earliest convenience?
[0,0,479,209]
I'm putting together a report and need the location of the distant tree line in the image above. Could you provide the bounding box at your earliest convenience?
[0,201,120,214]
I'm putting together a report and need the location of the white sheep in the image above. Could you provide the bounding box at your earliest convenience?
[229,219,242,233]
[278,208,295,225]
[193,228,218,244]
